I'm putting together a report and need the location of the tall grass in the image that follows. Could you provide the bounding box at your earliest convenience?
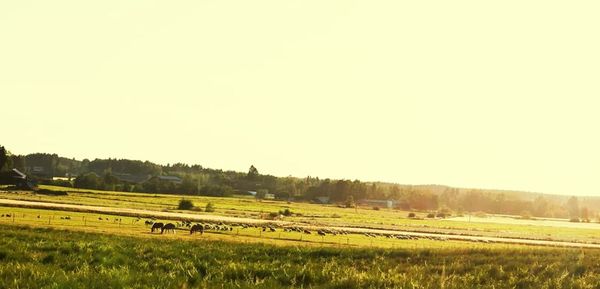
[1,225,600,288]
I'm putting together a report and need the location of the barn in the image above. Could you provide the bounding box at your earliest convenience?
[0,168,35,190]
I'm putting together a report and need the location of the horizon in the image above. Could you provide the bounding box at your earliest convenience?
[2,1,599,196]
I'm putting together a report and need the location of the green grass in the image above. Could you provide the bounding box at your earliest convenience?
[3,185,600,244]
[0,206,521,250]
[1,224,600,289]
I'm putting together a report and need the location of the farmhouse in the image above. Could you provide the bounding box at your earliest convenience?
[0,169,35,190]
[146,175,183,185]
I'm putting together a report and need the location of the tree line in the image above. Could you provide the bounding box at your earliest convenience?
[0,145,596,219]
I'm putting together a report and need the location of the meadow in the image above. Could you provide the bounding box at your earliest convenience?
[2,225,600,289]
[2,185,600,245]
[3,186,600,288]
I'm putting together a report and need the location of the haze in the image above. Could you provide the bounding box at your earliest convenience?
[1,1,599,195]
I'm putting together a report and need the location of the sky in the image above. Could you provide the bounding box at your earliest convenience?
[1,1,599,196]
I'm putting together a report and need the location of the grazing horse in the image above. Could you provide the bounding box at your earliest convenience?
[151,222,164,233]
[161,223,176,234]
[190,224,204,235]
[144,220,154,226]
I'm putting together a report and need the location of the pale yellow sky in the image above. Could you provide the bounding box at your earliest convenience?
[1,1,599,195]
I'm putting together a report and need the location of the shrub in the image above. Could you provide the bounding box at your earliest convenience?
[372,206,380,211]
[345,196,355,208]
[279,208,293,216]
[408,212,416,218]
[426,213,435,218]
[178,199,194,210]
[205,202,215,212]
[34,189,68,196]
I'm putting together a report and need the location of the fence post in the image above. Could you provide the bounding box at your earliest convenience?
[83,216,86,226]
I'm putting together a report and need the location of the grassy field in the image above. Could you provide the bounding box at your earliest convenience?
[3,186,600,288]
[0,205,518,250]
[2,185,600,244]
[2,224,600,289]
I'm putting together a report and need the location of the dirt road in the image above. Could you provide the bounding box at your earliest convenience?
[2,198,600,249]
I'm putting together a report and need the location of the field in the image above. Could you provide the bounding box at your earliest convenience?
[2,225,600,289]
[2,185,600,245]
[3,186,600,288]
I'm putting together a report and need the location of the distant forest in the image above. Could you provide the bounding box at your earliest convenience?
[1,145,598,220]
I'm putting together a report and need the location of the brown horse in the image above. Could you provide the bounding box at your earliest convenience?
[151,222,164,233]
[190,224,204,235]
[161,223,176,234]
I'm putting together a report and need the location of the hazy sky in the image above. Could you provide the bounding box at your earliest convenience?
[1,1,599,195]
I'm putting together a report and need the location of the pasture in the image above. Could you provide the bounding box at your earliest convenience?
[2,185,600,245]
[2,225,600,289]
[0,206,514,250]
[3,186,600,288]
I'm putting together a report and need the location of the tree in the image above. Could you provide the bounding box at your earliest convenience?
[178,199,194,210]
[74,173,102,189]
[255,189,268,200]
[581,207,590,222]
[0,146,9,171]
[205,202,215,212]
[532,196,550,217]
[567,196,580,219]
[345,195,355,208]
[247,165,259,180]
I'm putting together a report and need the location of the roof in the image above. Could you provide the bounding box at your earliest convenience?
[315,196,330,203]
[10,169,27,179]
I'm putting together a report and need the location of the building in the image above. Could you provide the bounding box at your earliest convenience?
[146,175,183,185]
[314,196,330,204]
[0,169,35,190]
[359,199,397,209]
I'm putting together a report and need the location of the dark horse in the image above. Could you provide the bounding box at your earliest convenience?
[151,222,164,233]
[190,224,204,235]
[161,223,176,234]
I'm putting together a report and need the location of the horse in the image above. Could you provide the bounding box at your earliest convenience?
[161,223,176,234]
[151,222,164,233]
[190,224,204,235]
